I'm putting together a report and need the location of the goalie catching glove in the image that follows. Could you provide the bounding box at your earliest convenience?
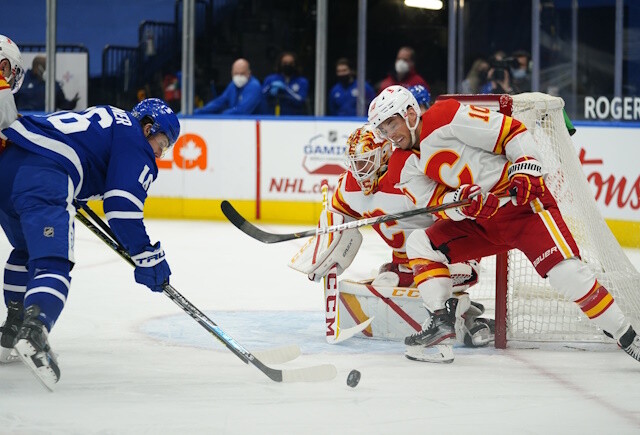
[507,157,545,206]
[441,184,499,221]
[289,211,363,281]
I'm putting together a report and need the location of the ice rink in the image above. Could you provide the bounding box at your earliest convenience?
[0,218,639,434]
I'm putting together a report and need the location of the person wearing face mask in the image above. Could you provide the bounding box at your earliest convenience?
[510,50,532,93]
[327,58,375,116]
[377,47,429,95]
[461,58,492,94]
[261,51,309,116]
[14,55,80,112]
[194,58,261,115]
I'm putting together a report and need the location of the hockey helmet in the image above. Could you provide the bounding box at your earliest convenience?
[0,35,24,93]
[132,98,181,155]
[409,85,431,111]
[368,85,420,145]
[345,124,392,195]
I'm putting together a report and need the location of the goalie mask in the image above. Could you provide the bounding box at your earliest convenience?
[345,125,392,195]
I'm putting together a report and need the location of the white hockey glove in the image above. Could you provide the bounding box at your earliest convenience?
[450,259,480,291]
[288,211,362,282]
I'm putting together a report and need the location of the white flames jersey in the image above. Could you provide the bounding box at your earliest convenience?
[412,99,542,193]
[331,148,446,264]
[0,71,18,138]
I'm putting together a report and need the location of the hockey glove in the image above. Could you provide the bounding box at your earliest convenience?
[269,80,286,96]
[132,242,171,293]
[372,262,415,287]
[442,184,499,220]
[507,157,545,206]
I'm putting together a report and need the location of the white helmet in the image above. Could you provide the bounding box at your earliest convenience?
[345,124,392,195]
[368,85,421,145]
[0,35,24,93]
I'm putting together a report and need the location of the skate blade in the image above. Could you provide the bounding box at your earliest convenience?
[405,344,454,363]
[14,339,59,392]
[0,346,20,363]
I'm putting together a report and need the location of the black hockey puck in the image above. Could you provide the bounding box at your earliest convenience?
[346,369,361,388]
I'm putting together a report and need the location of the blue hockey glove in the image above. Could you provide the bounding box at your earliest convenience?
[269,80,286,96]
[132,242,171,292]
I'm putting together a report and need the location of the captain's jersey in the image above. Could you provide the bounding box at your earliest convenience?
[330,148,444,264]
[2,106,158,255]
[0,71,18,139]
[412,99,542,194]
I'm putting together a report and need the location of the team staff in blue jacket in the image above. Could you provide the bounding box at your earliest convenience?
[328,58,375,117]
[261,52,309,116]
[194,58,262,115]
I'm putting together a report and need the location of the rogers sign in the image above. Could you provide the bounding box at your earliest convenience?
[301,130,348,175]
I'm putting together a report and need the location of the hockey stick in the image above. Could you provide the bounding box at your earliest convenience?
[74,202,336,382]
[221,197,473,244]
[318,181,374,344]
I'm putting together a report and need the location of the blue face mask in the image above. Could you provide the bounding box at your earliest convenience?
[511,68,527,79]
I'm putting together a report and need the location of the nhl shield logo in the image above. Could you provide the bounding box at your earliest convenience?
[43,227,54,237]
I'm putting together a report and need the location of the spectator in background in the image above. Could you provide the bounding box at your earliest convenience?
[510,50,532,93]
[377,46,429,93]
[163,71,181,113]
[15,56,79,111]
[194,58,261,115]
[261,52,309,116]
[485,52,515,94]
[328,58,375,117]
[408,84,431,114]
[460,58,491,94]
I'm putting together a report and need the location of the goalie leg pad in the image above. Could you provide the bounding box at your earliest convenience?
[463,318,495,348]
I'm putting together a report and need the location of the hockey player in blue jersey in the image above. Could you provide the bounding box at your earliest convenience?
[0,98,180,389]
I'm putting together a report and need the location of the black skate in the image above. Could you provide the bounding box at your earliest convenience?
[0,300,23,363]
[405,298,466,363]
[617,326,640,363]
[14,305,60,391]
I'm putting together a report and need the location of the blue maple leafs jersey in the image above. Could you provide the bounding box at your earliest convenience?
[3,105,158,256]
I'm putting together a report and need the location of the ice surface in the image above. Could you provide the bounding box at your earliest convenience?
[0,219,639,434]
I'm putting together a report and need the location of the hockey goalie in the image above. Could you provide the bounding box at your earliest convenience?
[289,125,494,351]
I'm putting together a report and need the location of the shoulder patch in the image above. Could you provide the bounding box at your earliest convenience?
[419,99,460,140]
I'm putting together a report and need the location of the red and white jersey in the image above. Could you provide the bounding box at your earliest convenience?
[412,99,542,194]
[331,148,445,264]
[0,71,18,140]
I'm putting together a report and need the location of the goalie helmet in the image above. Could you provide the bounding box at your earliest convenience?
[368,85,420,144]
[132,98,181,146]
[0,35,24,93]
[345,125,392,195]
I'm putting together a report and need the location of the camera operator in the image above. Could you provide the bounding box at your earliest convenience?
[486,56,520,94]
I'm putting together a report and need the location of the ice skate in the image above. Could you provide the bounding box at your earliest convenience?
[14,305,60,391]
[617,325,640,363]
[404,298,463,363]
[0,300,23,363]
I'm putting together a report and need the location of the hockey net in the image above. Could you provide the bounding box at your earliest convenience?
[437,92,640,348]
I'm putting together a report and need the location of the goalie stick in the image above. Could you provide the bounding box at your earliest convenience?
[74,202,336,383]
[319,181,374,344]
[221,197,473,244]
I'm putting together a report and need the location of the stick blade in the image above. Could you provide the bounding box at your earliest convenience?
[221,200,295,243]
[327,317,374,344]
[281,364,337,383]
[253,345,301,365]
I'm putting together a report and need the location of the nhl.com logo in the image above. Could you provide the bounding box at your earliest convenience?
[301,129,349,175]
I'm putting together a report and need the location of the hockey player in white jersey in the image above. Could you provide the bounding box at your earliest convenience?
[368,85,640,363]
[291,124,495,347]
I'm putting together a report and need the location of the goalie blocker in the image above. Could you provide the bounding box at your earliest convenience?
[289,211,492,344]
